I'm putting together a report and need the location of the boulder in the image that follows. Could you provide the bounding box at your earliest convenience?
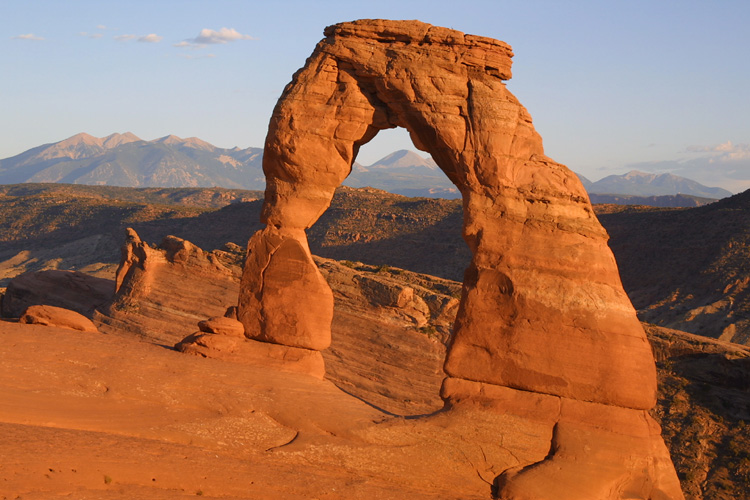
[19,304,98,333]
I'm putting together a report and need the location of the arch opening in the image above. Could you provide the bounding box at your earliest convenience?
[309,127,469,416]
[342,127,461,200]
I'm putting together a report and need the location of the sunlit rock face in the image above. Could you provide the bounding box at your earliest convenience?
[238,19,684,499]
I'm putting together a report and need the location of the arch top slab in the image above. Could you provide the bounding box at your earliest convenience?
[261,19,541,230]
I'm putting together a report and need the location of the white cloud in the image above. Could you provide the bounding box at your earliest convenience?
[12,33,44,41]
[114,34,137,41]
[177,27,255,48]
[138,34,163,43]
[97,24,108,30]
[79,32,103,39]
[686,141,750,161]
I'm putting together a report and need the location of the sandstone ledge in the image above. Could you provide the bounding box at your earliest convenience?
[175,333,325,379]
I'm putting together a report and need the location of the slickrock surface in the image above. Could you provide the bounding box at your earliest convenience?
[0,322,499,500]
[4,230,748,497]
[19,304,98,332]
[238,19,682,498]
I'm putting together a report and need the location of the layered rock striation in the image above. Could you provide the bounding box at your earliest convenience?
[237,19,683,499]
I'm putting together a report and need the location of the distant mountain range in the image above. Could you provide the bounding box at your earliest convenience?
[0,133,732,202]
[346,150,459,198]
[0,133,265,189]
[578,170,733,199]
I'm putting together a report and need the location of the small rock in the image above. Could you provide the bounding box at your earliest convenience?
[224,306,238,320]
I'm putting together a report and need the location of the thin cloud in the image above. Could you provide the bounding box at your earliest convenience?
[12,33,44,41]
[78,32,104,39]
[176,27,255,48]
[178,53,217,60]
[114,33,162,43]
[138,34,163,43]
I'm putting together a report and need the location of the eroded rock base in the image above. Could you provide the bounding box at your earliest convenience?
[175,334,325,379]
[442,377,683,500]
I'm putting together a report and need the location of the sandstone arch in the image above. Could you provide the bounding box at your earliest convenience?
[238,20,683,499]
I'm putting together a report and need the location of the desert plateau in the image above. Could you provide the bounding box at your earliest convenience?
[2,15,750,500]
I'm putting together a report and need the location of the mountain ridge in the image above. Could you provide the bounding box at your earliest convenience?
[588,169,732,198]
[0,133,265,189]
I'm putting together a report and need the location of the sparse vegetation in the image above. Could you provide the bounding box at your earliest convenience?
[376,264,391,274]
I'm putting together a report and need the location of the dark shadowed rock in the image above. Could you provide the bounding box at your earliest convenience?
[2,270,113,319]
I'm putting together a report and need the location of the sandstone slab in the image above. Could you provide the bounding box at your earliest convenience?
[19,304,98,333]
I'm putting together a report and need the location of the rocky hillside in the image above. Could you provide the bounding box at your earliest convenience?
[588,193,718,208]
[0,185,469,287]
[599,190,750,345]
[2,183,750,347]
[647,324,750,499]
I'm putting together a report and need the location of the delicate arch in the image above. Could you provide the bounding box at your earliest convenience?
[237,20,683,499]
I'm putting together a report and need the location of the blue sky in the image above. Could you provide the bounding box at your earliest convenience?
[2,0,749,191]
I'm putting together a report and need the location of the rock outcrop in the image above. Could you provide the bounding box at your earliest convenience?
[101,229,241,343]
[238,19,683,499]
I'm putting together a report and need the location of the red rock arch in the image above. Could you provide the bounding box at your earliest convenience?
[238,20,684,499]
